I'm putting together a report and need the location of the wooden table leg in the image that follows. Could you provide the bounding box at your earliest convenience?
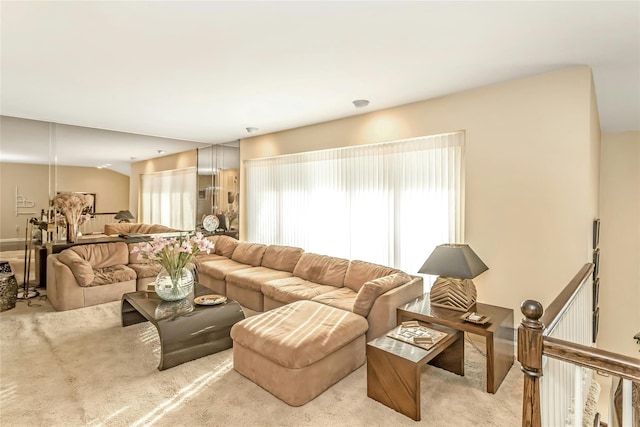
[486,311,515,393]
[430,330,465,376]
[367,345,422,421]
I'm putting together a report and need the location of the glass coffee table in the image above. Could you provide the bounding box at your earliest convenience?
[121,284,245,370]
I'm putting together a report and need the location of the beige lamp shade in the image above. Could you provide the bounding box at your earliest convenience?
[418,244,488,311]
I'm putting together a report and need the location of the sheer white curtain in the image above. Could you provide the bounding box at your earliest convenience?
[140,167,197,230]
[245,132,464,276]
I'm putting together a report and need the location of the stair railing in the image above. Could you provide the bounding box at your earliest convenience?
[518,263,640,427]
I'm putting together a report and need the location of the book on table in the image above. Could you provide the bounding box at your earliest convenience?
[386,321,448,351]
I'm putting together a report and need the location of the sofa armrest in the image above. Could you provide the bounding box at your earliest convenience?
[47,254,85,311]
[365,276,424,341]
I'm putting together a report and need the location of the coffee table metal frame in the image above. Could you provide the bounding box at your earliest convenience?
[121,284,245,370]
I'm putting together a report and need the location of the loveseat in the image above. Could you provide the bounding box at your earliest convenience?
[47,241,161,311]
[47,242,139,311]
[196,235,424,341]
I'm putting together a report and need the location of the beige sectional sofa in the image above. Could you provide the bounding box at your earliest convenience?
[197,235,424,341]
[47,235,424,341]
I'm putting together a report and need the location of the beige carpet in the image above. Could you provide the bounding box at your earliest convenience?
[0,297,523,426]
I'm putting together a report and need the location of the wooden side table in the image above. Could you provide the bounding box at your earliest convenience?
[367,324,464,421]
[397,293,514,394]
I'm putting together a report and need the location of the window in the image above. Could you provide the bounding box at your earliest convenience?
[140,167,197,230]
[245,132,464,277]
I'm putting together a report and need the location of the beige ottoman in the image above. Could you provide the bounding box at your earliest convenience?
[230,300,368,406]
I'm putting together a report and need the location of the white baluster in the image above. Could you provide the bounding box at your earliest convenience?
[622,379,632,427]
[573,366,583,427]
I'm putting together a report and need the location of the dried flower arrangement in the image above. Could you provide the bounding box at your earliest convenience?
[52,192,94,225]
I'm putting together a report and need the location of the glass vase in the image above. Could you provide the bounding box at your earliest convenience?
[66,223,79,243]
[154,267,194,302]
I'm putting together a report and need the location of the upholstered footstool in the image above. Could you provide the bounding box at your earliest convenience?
[230,300,369,406]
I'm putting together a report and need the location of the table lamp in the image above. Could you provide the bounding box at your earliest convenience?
[114,210,135,223]
[418,244,488,311]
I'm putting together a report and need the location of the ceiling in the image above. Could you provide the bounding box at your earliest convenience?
[1,1,639,174]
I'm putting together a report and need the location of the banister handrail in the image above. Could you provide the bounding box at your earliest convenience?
[544,336,640,382]
[519,263,640,427]
[540,263,593,335]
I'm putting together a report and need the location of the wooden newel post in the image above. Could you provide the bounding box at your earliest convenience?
[518,299,544,427]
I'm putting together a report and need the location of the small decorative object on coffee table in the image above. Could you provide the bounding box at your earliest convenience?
[194,294,227,306]
[132,232,214,301]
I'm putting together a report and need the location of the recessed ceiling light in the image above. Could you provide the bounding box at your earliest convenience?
[352,99,370,108]
[157,150,166,154]
[246,127,259,134]
[130,157,137,161]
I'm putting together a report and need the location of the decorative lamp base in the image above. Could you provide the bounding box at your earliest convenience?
[429,277,477,312]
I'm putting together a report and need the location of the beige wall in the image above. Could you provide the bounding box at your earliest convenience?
[129,150,198,219]
[598,131,640,357]
[0,162,129,240]
[240,66,600,324]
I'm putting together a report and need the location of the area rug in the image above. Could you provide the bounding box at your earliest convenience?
[0,298,522,426]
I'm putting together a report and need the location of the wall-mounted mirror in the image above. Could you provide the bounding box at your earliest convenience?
[197,142,240,239]
[1,115,205,243]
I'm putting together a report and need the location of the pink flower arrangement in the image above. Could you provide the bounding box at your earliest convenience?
[52,192,94,225]
[131,232,214,277]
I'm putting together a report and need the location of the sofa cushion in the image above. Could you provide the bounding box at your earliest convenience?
[352,272,412,317]
[311,287,357,313]
[230,300,368,369]
[128,243,156,264]
[344,260,402,292]
[261,245,304,272]
[57,249,94,286]
[91,265,137,287]
[292,253,349,287]
[70,242,129,268]
[104,223,178,236]
[226,267,293,292]
[127,263,162,279]
[211,235,239,257]
[198,258,252,281]
[194,252,226,263]
[262,277,338,305]
[231,242,267,267]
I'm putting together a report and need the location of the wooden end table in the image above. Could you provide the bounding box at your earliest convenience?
[367,323,464,421]
[397,293,514,394]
